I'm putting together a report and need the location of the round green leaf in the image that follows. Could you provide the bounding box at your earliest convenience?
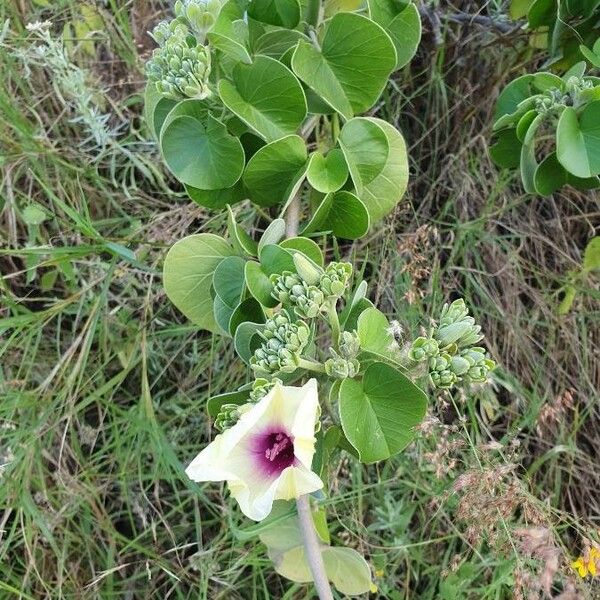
[356,307,398,362]
[516,109,538,142]
[534,153,567,196]
[259,244,295,275]
[557,102,600,178]
[214,293,235,335]
[219,55,307,143]
[306,149,348,193]
[490,129,522,169]
[339,117,408,222]
[368,0,421,69]
[339,362,427,463]
[291,12,396,120]
[493,75,534,123]
[163,234,234,333]
[243,135,308,206]
[258,218,286,253]
[253,29,307,59]
[245,260,278,307]
[229,298,265,336]
[213,256,246,308]
[280,237,324,266]
[234,321,265,363]
[160,114,245,190]
[303,191,370,239]
[247,0,301,28]
[186,181,246,209]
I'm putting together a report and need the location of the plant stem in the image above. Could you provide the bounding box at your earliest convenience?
[297,357,326,374]
[296,495,334,600]
[285,193,300,238]
[325,298,340,351]
[284,180,333,600]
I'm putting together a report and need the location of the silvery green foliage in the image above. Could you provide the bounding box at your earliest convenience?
[338,331,360,360]
[249,377,281,403]
[320,262,353,298]
[271,272,326,319]
[409,299,495,389]
[174,0,223,43]
[250,311,310,375]
[146,23,211,101]
[325,349,359,380]
[214,402,246,431]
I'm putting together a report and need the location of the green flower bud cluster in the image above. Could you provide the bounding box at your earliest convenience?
[250,311,310,375]
[271,271,326,319]
[339,330,360,360]
[270,260,352,319]
[214,403,247,432]
[320,262,352,298]
[325,348,359,380]
[174,0,223,43]
[534,78,594,113]
[409,299,495,389]
[146,24,211,101]
[249,377,281,402]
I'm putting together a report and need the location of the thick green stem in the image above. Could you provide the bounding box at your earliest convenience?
[297,357,327,374]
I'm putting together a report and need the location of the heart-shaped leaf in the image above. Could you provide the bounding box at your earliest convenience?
[160,114,245,190]
[339,117,408,222]
[534,153,567,195]
[291,12,396,120]
[306,149,348,193]
[253,29,308,59]
[339,362,427,463]
[356,307,399,362]
[490,129,522,169]
[247,0,301,28]
[259,244,296,275]
[243,135,308,206]
[163,234,234,333]
[368,0,421,69]
[557,101,600,178]
[302,191,369,239]
[186,181,246,209]
[219,55,307,143]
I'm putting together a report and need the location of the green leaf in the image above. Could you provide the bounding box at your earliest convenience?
[163,234,234,333]
[339,117,408,222]
[227,206,258,256]
[213,256,246,308]
[160,114,245,190]
[558,284,577,315]
[186,181,246,209]
[493,75,534,122]
[214,294,235,335]
[245,260,278,307]
[258,218,286,253]
[291,12,396,120]
[234,321,265,363]
[302,191,370,240]
[339,280,368,329]
[143,82,176,139]
[280,237,324,266]
[510,0,534,19]
[356,307,398,362]
[259,244,296,275]
[557,102,600,178]
[253,29,308,59]
[527,0,556,28]
[368,0,421,69]
[583,236,600,271]
[207,389,250,417]
[490,129,522,169]
[208,0,252,64]
[534,153,567,195]
[218,55,307,143]
[306,149,348,193]
[516,109,538,142]
[243,135,308,206]
[247,0,301,28]
[519,113,545,194]
[338,362,427,463]
[229,298,265,336]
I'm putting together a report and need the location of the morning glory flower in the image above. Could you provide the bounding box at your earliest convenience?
[185,379,323,521]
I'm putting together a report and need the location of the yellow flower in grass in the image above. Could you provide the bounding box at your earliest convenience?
[185,379,323,521]
[571,547,600,578]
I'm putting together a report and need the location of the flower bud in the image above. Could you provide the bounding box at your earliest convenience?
[175,0,223,42]
[435,299,483,348]
[408,336,439,362]
[339,330,360,360]
[293,253,323,286]
[320,261,352,298]
[324,349,360,380]
[461,347,496,383]
[215,403,249,431]
[249,378,282,403]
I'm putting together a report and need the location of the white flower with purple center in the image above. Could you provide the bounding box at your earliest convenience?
[185,379,323,521]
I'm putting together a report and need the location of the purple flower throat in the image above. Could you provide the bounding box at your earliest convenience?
[253,429,296,477]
